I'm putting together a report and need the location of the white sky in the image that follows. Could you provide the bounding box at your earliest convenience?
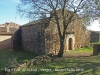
[87,20,100,31]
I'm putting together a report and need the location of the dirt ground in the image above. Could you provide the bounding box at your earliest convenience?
[63,52,93,58]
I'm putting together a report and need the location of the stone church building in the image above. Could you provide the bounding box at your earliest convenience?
[12,10,90,55]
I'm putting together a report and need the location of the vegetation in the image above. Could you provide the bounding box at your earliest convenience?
[74,46,93,52]
[0,49,37,70]
[14,55,100,75]
[63,46,93,58]
[90,42,100,44]
[0,47,96,75]
[22,60,29,63]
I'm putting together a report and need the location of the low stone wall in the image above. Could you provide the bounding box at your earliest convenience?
[0,36,11,50]
[90,31,100,42]
[93,44,100,55]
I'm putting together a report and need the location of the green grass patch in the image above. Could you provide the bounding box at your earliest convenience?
[90,42,100,44]
[74,46,93,52]
[65,46,93,54]
[63,46,93,58]
[0,49,37,70]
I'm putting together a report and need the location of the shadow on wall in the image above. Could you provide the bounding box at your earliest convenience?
[12,27,22,50]
[0,38,11,50]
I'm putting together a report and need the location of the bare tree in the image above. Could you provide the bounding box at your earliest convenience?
[17,0,100,57]
[81,0,100,25]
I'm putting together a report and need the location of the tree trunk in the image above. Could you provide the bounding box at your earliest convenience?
[57,37,65,57]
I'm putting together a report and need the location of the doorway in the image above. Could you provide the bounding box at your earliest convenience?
[68,38,73,50]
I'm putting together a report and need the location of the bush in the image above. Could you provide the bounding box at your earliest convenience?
[22,60,29,63]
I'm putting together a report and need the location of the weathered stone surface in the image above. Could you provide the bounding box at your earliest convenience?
[0,35,12,50]
[0,22,19,34]
[90,31,100,42]
[45,13,90,54]
[93,44,100,55]
[12,27,22,50]
[21,25,45,55]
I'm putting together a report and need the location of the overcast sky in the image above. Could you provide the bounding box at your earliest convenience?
[87,20,100,31]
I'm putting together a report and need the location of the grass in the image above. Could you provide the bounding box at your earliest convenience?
[14,55,100,75]
[0,49,37,70]
[90,42,100,44]
[63,46,93,57]
[68,46,93,52]
[1,47,100,75]
[12,46,100,75]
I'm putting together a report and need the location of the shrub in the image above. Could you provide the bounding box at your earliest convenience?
[22,60,29,63]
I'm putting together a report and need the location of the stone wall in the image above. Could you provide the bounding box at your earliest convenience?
[21,25,45,55]
[0,27,6,32]
[70,18,82,50]
[0,22,19,33]
[81,27,91,47]
[90,31,100,42]
[0,35,12,50]
[12,27,22,50]
[45,11,90,54]
[93,44,100,55]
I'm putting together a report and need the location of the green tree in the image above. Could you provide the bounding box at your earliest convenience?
[17,0,100,57]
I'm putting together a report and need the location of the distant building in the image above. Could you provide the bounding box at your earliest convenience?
[90,31,100,42]
[0,22,19,50]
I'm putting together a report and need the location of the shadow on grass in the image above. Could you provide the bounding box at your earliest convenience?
[13,56,100,75]
[65,62,100,75]
[0,49,37,69]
